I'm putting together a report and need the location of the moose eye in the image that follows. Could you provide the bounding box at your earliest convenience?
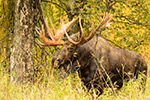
[67,48,74,52]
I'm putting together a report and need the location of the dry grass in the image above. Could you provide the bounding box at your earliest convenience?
[0,64,150,100]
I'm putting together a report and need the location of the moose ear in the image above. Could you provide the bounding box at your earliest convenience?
[73,52,78,58]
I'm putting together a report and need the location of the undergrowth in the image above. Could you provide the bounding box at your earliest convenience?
[0,66,150,100]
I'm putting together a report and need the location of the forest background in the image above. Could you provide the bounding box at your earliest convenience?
[0,0,150,100]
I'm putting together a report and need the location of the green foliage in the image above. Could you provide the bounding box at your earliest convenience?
[0,0,15,66]
[41,0,150,62]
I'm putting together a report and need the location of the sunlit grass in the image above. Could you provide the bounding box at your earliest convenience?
[0,68,92,100]
[0,66,150,100]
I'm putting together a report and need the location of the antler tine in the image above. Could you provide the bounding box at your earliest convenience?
[54,16,65,41]
[59,16,64,29]
[37,25,64,46]
[79,17,84,37]
[49,17,57,35]
[36,26,45,46]
[36,25,48,46]
[45,18,55,41]
[95,13,113,31]
[39,25,46,41]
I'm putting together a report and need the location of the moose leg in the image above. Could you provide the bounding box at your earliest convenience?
[114,79,123,89]
[139,68,147,93]
[134,60,147,92]
[110,75,123,89]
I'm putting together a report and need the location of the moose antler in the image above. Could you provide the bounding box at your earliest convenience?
[37,16,79,46]
[36,25,64,46]
[65,13,113,45]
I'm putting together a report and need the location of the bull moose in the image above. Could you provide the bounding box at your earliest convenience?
[37,13,147,95]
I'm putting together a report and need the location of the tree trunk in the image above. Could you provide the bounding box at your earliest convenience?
[10,0,39,83]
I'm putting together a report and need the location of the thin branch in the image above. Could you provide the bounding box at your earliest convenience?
[0,33,10,41]
[117,1,130,7]
[103,36,123,49]
[105,0,117,12]
[58,0,68,8]
[1,49,11,63]
[35,41,51,57]
[130,40,144,49]
[42,0,69,14]
[38,0,49,36]
[115,15,150,30]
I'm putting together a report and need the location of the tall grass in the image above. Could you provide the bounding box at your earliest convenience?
[0,66,150,100]
[0,67,92,100]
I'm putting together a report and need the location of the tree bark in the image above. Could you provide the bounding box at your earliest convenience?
[10,0,39,83]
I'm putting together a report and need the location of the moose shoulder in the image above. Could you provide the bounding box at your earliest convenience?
[37,13,147,95]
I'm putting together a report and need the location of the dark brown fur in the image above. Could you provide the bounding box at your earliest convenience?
[52,33,147,95]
